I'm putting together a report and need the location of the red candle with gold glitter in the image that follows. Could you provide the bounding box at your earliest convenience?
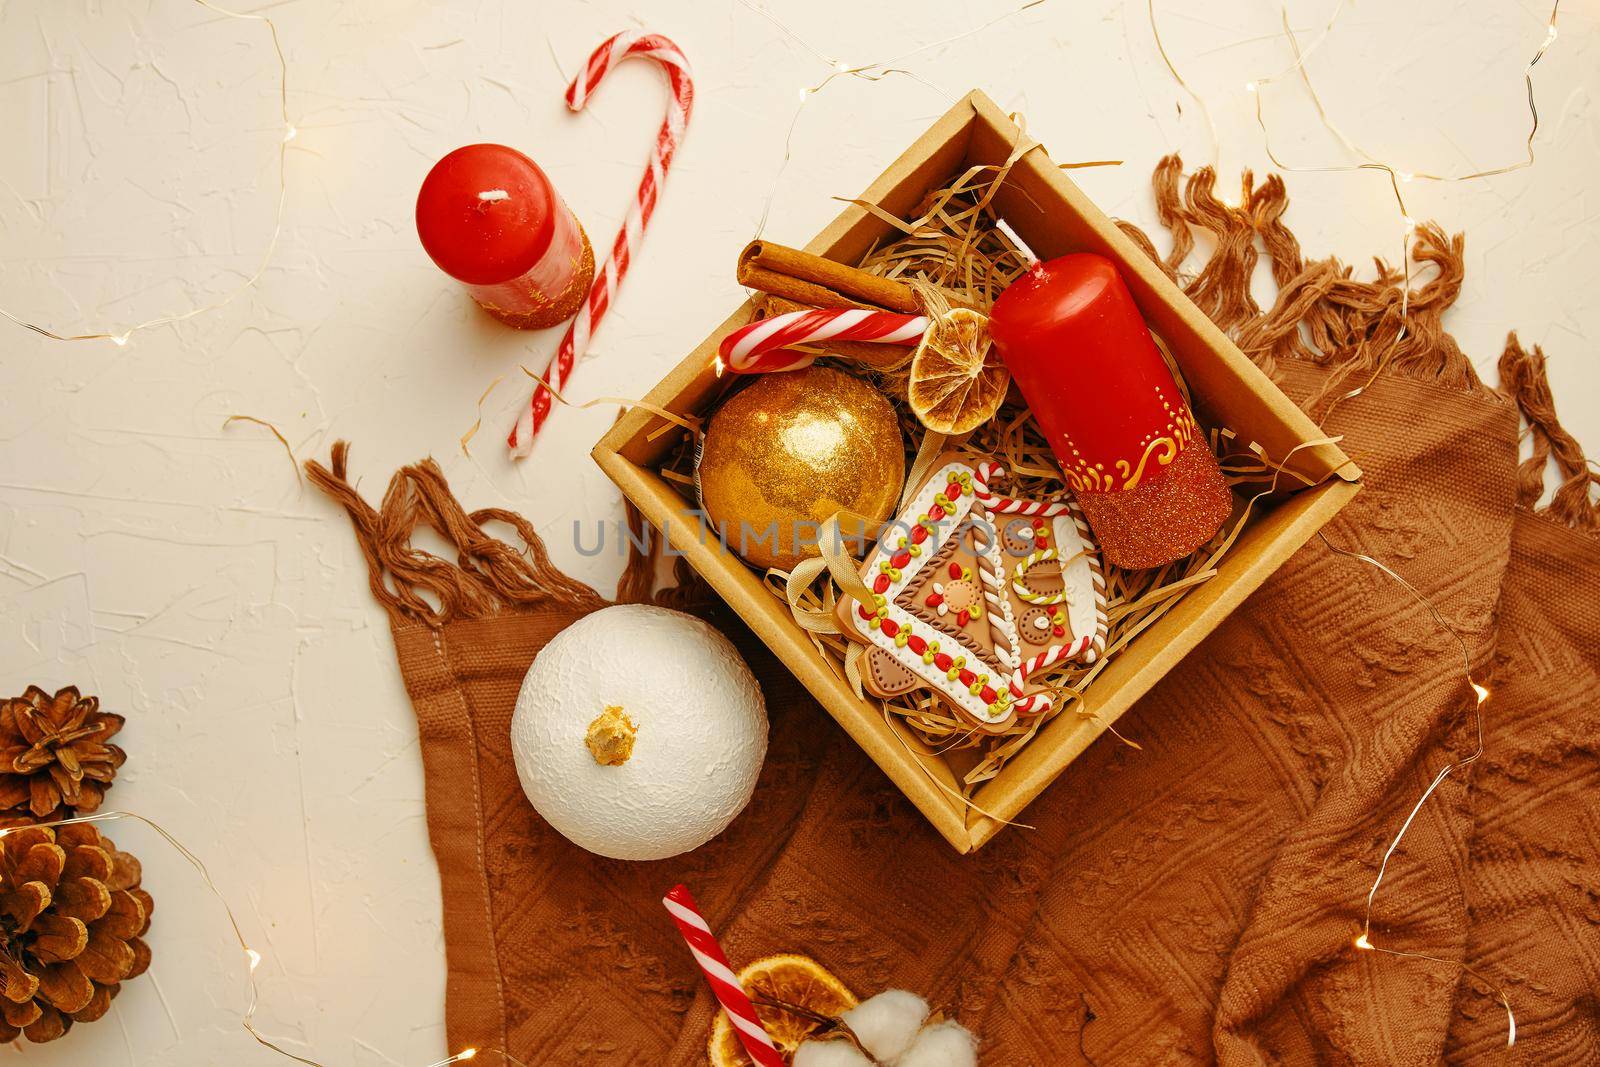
[415,144,594,329]
[988,253,1232,569]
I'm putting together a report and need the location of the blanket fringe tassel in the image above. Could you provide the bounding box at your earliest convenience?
[304,441,707,626]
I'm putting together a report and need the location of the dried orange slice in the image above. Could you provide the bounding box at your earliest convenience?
[906,308,1009,434]
[706,954,857,1066]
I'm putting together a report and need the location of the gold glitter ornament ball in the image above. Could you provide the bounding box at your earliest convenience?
[697,366,906,571]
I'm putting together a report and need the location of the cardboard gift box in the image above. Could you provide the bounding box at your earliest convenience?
[594,90,1361,853]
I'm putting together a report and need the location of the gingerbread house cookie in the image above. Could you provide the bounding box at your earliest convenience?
[836,453,1109,732]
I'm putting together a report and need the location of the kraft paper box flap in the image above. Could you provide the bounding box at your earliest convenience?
[597,90,1362,852]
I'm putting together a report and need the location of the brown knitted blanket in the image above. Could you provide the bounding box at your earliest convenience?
[308,161,1600,1066]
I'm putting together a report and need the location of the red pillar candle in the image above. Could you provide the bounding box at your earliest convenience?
[415,144,594,329]
[988,253,1232,569]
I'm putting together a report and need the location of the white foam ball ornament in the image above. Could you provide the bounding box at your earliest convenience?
[510,605,767,860]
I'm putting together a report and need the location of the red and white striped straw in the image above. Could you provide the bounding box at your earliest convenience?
[507,31,694,457]
[662,884,785,1067]
[719,307,927,374]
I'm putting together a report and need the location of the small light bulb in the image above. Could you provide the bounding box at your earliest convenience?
[712,354,726,377]
[1244,81,1258,93]
[1401,215,1417,232]
[833,59,849,72]
[111,333,130,347]
[245,948,262,972]
[1354,933,1373,951]
[283,125,298,143]
[459,1051,478,1062]
[797,86,809,100]
[1471,681,1489,704]
[1397,171,1414,183]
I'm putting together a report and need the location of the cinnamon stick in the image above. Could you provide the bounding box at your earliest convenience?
[738,240,922,314]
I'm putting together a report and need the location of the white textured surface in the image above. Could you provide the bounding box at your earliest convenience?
[0,1,1594,1062]
[509,604,766,860]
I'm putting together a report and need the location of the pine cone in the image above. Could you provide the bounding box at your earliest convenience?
[0,823,153,1042]
[0,687,126,822]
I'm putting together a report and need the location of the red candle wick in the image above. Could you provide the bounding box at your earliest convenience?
[474,188,510,213]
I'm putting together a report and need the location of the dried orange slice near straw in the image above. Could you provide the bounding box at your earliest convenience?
[707,954,857,1066]
[907,308,1009,434]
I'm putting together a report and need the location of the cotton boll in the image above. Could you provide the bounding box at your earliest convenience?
[793,1038,875,1067]
[839,989,929,1063]
[894,1019,979,1067]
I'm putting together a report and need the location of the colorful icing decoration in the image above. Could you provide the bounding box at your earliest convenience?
[834,453,1109,732]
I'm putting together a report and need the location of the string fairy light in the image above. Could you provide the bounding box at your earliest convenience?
[0,3,1533,1058]
[0,810,528,1066]
[0,0,294,347]
[1316,535,1516,1047]
[1246,0,1561,319]
[1141,5,1555,1044]
[738,0,1051,236]
[1148,0,1563,411]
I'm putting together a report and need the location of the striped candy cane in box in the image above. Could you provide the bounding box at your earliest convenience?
[972,460,1110,670]
[718,307,928,374]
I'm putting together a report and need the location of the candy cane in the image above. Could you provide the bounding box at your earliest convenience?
[1020,636,1092,680]
[719,307,927,374]
[967,518,1021,673]
[971,460,1073,517]
[977,459,1108,679]
[662,884,785,1067]
[507,32,694,457]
